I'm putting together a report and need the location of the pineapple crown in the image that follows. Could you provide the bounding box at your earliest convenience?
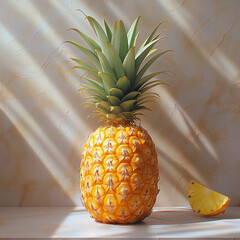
[67,14,171,122]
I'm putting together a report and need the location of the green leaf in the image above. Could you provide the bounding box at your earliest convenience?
[136,50,172,81]
[95,49,117,82]
[137,92,159,102]
[68,28,101,51]
[140,79,166,90]
[152,33,162,41]
[109,88,124,99]
[147,48,158,57]
[141,91,160,97]
[120,112,134,120]
[133,31,140,46]
[115,20,128,61]
[96,101,111,111]
[123,46,135,82]
[116,76,131,93]
[72,66,99,80]
[70,58,94,69]
[111,21,118,46]
[110,105,123,114]
[83,103,96,109]
[106,113,122,120]
[134,112,146,118]
[135,38,160,71]
[106,41,125,79]
[92,95,106,102]
[121,91,140,102]
[94,106,109,115]
[67,41,102,70]
[89,110,105,119]
[84,100,97,105]
[74,76,103,91]
[134,71,165,90]
[137,21,166,53]
[120,99,136,112]
[87,16,108,56]
[127,16,141,49]
[133,105,152,112]
[137,98,156,106]
[136,37,165,58]
[98,72,116,93]
[103,19,112,42]
[78,83,107,100]
[107,95,121,106]
[141,82,167,93]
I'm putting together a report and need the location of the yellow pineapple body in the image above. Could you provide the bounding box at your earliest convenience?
[80,121,159,224]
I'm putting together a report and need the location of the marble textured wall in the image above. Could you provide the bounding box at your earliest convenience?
[0,0,240,207]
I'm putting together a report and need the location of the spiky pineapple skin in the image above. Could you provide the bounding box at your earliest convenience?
[80,121,159,224]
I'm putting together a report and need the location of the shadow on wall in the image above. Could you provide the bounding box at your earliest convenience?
[152,0,240,206]
[0,110,74,207]
[103,208,240,238]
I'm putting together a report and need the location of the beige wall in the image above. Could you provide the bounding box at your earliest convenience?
[0,0,240,206]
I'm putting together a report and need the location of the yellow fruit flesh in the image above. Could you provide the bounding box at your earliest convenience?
[80,121,159,224]
[188,180,230,216]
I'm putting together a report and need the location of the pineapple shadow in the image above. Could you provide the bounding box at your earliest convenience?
[153,101,221,198]
[103,208,240,238]
[104,207,240,238]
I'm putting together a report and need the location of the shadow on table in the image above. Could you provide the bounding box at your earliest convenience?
[143,209,240,225]
[104,208,240,238]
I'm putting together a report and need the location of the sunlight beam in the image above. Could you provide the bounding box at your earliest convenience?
[0,21,89,143]
[1,85,79,204]
[159,0,239,85]
[0,21,89,204]
[4,2,90,141]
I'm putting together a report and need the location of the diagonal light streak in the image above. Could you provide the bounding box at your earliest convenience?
[159,0,239,84]
[1,84,79,203]
[0,20,89,204]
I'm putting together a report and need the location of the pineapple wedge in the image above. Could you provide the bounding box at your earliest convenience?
[188,180,230,216]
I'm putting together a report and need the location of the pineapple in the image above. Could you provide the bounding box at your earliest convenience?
[68,14,170,224]
[188,180,230,216]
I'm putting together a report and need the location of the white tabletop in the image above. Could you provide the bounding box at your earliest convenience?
[0,207,240,238]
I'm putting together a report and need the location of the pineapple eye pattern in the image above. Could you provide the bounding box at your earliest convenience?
[80,123,159,223]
